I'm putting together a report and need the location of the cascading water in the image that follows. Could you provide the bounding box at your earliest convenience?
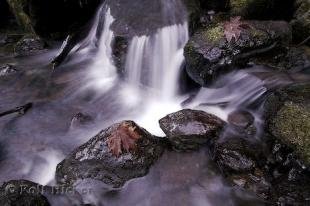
[121,23,189,135]
[125,23,188,99]
[82,8,117,93]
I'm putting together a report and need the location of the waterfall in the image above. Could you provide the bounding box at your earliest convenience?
[75,7,117,93]
[125,22,189,100]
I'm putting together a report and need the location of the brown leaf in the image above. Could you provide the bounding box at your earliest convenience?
[106,122,141,157]
[224,16,247,43]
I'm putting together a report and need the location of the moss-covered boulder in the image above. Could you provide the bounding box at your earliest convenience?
[265,84,310,165]
[184,20,291,85]
[290,0,310,46]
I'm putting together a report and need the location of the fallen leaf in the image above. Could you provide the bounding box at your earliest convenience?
[106,122,141,157]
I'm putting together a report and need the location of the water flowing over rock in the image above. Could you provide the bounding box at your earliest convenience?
[184,20,291,85]
[56,121,165,188]
[159,109,224,151]
[124,23,189,99]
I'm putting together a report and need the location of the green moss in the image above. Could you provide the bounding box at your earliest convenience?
[6,0,35,34]
[204,25,224,43]
[272,102,310,164]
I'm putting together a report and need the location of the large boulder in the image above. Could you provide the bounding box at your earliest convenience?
[0,180,50,206]
[290,0,310,45]
[159,109,224,151]
[56,121,165,188]
[265,83,310,165]
[184,20,291,85]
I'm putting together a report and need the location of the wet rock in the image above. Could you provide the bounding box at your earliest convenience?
[56,121,165,188]
[228,110,255,129]
[107,0,187,38]
[229,173,271,199]
[0,180,50,206]
[70,112,93,129]
[227,110,257,137]
[112,36,129,75]
[184,20,291,85]
[0,64,19,77]
[14,35,46,56]
[159,109,224,151]
[265,83,310,165]
[0,34,23,47]
[251,46,310,71]
[290,0,310,45]
[214,137,263,173]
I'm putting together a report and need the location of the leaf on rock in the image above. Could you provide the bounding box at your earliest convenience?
[224,16,247,43]
[106,122,141,157]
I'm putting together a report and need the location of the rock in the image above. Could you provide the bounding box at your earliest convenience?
[56,121,165,188]
[228,110,255,129]
[290,0,310,45]
[107,0,187,38]
[251,46,310,71]
[14,35,45,56]
[0,34,23,47]
[0,64,19,77]
[0,180,50,206]
[229,0,295,20]
[70,112,93,129]
[159,109,224,151]
[229,173,271,199]
[227,110,257,137]
[214,137,263,173]
[265,84,310,165]
[184,20,291,85]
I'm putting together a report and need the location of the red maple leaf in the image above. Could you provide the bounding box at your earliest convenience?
[224,16,247,43]
[106,122,141,157]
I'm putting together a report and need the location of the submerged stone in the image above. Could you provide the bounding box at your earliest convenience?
[56,121,164,188]
[159,109,224,151]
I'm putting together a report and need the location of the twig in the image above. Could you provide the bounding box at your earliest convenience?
[297,36,310,47]
[0,103,33,118]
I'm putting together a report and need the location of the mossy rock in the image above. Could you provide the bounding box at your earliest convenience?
[266,84,310,165]
[6,0,35,34]
[290,0,310,45]
[184,20,291,85]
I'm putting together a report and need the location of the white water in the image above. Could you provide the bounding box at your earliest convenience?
[121,23,189,135]
[125,23,189,100]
